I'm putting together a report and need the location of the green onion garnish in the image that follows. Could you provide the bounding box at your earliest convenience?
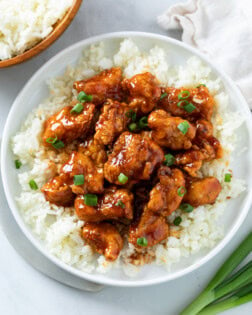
[84,194,98,206]
[73,174,84,186]
[116,200,125,208]
[125,109,137,122]
[70,103,84,114]
[177,100,196,113]
[164,153,175,166]
[29,179,38,190]
[46,136,57,144]
[46,136,65,149]
[118,173,128,184]
[180,203,194,213]
[128,122,137,132]
[177,121,189,135]
[138,116,148,129]
[173,216,182,226]
[77,91,93,103]
[178,90,190,100]
[160,92,168,100]
[15,160,22,169]
[225,173,232,182]
[177,186,187,197]
[196,83,206,88]
[137,237,148,247]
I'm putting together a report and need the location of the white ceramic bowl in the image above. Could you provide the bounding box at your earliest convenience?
[1,32,252,287]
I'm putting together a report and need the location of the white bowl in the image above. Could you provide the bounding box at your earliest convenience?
[1,32,252,287]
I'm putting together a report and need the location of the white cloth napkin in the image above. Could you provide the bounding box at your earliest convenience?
[158,0,252,109]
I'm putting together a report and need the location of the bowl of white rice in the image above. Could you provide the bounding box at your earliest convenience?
[0,0,82,68]
[1,32,252,287]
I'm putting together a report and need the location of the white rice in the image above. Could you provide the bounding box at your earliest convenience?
[12,39,246,276]
[0,0,73,60]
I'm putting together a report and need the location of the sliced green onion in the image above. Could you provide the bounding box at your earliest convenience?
[180,203,194,213]
[137,237,148,247]
[84,194,98,206]
[197,84,206,88]
[225,173,232,182]
[184,102,196,113]
[46,136,57,144]
[118,173,128,184]
[116,200,125,208]
[138,116,148,129]
[46,136,64,149]
[178,90,190,100]
[128,122,137,132]
[177,121,189,135]
[160,92,168,100]
[177,186,187,197]
[164,153,175,167]
[125,109,137,122]
[173,216,182,226]
[29,179,38,190]
[70,103,84,114]
[15,159,22,169]
[77,91,93,103]
[73,174,84,186]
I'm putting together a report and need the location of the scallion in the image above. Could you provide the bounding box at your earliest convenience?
[128,122,137,132]
[177,121,189,135]
[173,216,182,226]
[84,194,98,206]
[29,179,38,190]
[180,203,194,213]
[77,91,93,103]
[197,84,206,88]
[177,101,196,113]
[70,103,84,114]
[116,200,125,208]
[15,160,22,169]
[138,116,148,129]
[178,90,190,100]
[73,174,84,186]
[137,237,148,247]
[160,92,168,100]
[225,173,232,182]
[164,153,175,167]
[118,173,128,184]
[177,186,187,197]
[46,136,64,149]
[125,109,137,122]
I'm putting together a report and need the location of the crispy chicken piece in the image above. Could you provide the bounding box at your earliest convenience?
[121,72,161,114]
[41,174,74,207]
[148,109,196,150]
[75,186,134,222]
[159,85,215,121]
[43,103,95,147]
[94,99,130,145]
[183,177,222,207]
[82,222,123,261]
[147,166,185,216]
[61,151,104,194]
[196,119,213,138]
[78,139,107,167]
[128,209,169,248]
[175,149,205,177]
[104,131,164,185]
[73,68,123,105]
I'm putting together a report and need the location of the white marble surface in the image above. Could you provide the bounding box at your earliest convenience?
[0,0,251,314]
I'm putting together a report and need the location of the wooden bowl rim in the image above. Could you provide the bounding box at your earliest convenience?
[0,0,82,68]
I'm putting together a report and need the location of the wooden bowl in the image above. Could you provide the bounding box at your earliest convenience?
[0,0,82,68]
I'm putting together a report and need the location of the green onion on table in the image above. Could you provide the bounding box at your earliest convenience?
[180,232,252,315]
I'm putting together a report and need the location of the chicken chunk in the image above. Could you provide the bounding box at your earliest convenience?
[73,68,123,105]
[121,72,161,113]
[175,149,205,177]
[128,209,169,248]
[75,187,134,222]
[78,139,107,167]
[82,222,123,261]
[148,109,196,150]
[159,85,215,121]
[43,103,95,147]
[94,99,130,145]
[61,151,104,194]
[183,177,222,207]
[147,166,185,216]
[196,119,213,138]
[41,174,74,207]
[104,131,164,185]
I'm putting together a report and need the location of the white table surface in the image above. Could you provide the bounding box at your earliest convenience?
[0,1,251,314]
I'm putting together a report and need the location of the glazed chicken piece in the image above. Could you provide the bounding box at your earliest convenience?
[43,103,95,147]
[121,72,161,114]
[75,186,134,222]
[94,99,130,145]
[82,222,123,261]
[196,119,213,138]
[78,138,107,167]
[41,174,74,207]
[159,85,215,121]
[128,209,169,248]
[61,151,104,194]
[73,68,123,105]
[175,149,205,177]
[147,166,185,216]
[104,131,164,185]
[148,109,196,150]
[183,177,222,207]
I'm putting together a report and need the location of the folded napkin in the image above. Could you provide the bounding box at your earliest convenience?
[158,0,252,109]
